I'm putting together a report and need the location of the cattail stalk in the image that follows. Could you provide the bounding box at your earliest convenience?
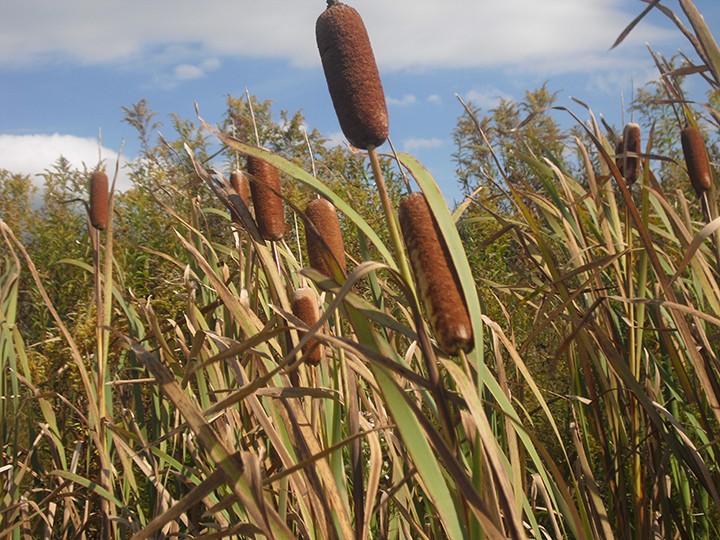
[228,169,251,284]
[615,123,641,185]
[291,287,324,365]
[681,126,713,196]
[315,1,409,285]
[316,1,388,150]
[89,170,109,231]
[368,148,414,288]
[615,123,644,521]
[398,192,473,355]
[305,198,346,278]
[247,156,284,241]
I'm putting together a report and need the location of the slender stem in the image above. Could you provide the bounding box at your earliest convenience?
[367,146,413,287]
[626,194,645,540]
[93,224,115,539]
[245,88,261,147]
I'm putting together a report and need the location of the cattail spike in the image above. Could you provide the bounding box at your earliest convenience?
[230,169,251,206]
[291,287,324,365]
[681,126,713,196]
[316,1,388,150]
[247,156,284,241]
[305,198,346,278]
[398,192,473,355]
[615,122,641,185]
[89,170,109,231]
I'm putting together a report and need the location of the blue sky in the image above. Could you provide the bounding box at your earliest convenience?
[1,0,719,203]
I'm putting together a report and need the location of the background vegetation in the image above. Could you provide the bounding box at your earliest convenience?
[2,1,720,538]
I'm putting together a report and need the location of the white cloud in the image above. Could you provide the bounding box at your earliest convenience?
[0,0,678,75]
[464,87,514,110]
[403,137,445,152]
[147,55,222,88]
[585,64,658,98]
[0,134,132,192]
[174,64,205,81]
[388,94,418,106]
[173,57,221,81]
[427,95,442,105]
[202,57,221,71]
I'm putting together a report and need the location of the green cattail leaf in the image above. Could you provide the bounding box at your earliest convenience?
[364,346,469,540]
[50,470,126,510]
[396,153,577,537]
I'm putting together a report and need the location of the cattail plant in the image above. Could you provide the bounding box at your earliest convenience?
[681,126,713,196]
[247,156,284,241]
[316,0,388,150]
[316,0,413,287]
[615,122,641,185]
[89,170,109,231]
[230,168,251,206]
[291,287,324,365]
[398,192,473,355]
[305,197,346,278]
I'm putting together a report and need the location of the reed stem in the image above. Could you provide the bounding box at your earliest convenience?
[367,146,413,287]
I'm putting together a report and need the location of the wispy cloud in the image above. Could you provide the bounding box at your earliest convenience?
[463,87,514,110]
[0,0,676,76]
[174,58,221,81]
[585,64,657,98]
[0,134,132,191]
[388,94,418,106]
[403,137,445,152]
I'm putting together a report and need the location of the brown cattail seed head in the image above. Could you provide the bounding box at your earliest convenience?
[316,1,388,150]
[398,192,473,355]
[615,123,641,185]
[681,126,713,196]
[89,170,109,231]
[291,287,324,365]
[305,198,347,278]
[247,156,284,241]
[230,169,250,206]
